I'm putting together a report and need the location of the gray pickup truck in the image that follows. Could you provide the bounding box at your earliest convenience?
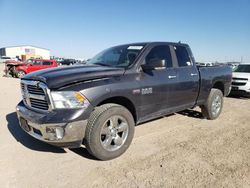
[16,42,232,160]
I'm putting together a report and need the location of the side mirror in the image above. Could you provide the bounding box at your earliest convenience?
[141,59,166,70]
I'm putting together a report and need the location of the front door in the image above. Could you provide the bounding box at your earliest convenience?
[27,60,43,72]
[138,44,176,119]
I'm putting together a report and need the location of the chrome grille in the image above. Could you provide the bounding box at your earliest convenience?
[231,77,248,87]
[21,80,51,111]
[231,82,246,86]
[30,98,49,110]
[27,85,45,95]
[21,83,25,91]
[232,77,248,81]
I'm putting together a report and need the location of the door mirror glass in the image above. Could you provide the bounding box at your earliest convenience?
[141,59,166,70]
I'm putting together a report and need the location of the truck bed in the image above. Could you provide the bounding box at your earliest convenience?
[196,65,232,105]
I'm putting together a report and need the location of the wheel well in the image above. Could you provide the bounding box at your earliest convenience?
[213,82,224,95]
[98,97,137,122]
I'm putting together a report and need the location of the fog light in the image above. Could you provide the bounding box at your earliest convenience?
[55,127,64,139]
[46,127,65,140]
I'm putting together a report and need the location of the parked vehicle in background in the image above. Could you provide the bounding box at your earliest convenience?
[196,62,214,66]
[4,60,23,77]
[16,42,232,160]
[5,59,58,78]
[59,59,77,66]
[225,62,240,70]
[0,56,12,63]
[73,60,87,66]
[230,64,250,97]
[227,63,239,70]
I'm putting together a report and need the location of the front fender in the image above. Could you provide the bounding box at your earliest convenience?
[15,66,28,73]
[81,84,137,107]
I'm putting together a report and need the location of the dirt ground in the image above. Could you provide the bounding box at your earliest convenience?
[0,64,249,188]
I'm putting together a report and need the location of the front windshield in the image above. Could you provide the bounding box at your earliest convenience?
[233,65,250,73]
[87,44,145,68]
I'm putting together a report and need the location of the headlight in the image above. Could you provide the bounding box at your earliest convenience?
[50,91,90,109]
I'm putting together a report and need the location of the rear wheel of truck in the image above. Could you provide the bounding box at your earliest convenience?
[16,71,26,78]
[201,88,223,120]
[85,103,135,160]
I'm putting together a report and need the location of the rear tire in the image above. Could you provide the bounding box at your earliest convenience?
[85,103,135,160]
[201,88,223,120]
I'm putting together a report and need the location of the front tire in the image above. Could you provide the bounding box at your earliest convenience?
[85,103,135,160]
[201,88,223,120]
[16,71,26,78]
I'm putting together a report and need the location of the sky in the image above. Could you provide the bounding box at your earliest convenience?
[0,0,249,62]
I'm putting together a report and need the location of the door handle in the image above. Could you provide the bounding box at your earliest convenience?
[168,75,177,79]
[190,73,198,76]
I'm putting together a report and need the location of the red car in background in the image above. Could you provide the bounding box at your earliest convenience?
[5,59,58,78]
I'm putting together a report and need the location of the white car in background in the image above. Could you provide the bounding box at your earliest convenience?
[0,56,12,63]
[231,64,250,97]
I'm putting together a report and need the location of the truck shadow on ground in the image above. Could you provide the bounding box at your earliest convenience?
[137,109,204,126]
[227,94,250,100]
[6,112,98,160]
[69,148,98,160]
[6,112,66,153]
[177,109,204,119]
[6,112,112,160]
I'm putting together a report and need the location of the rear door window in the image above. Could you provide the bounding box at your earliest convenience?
[42,61,52,65]
[174,46,192,67]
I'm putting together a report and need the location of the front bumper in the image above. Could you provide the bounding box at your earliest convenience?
[230,89,250,97]
[16,101,91,148]
[230,82,250,97]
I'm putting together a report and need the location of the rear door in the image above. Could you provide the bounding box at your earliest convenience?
[41,60,53,69]
[169,45,199,109]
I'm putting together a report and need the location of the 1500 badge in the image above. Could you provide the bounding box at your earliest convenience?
[141,88,153,95]
[133,88,153,95]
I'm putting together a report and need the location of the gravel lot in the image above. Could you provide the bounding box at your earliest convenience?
[0,64,249,188]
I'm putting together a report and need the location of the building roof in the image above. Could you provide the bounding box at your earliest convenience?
[0,45,50,51]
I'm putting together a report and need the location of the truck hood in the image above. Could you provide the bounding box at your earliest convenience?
[22,65,125,89]
[232,72,250,79]
[5,60,24,66]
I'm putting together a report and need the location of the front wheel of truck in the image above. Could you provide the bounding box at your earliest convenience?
[201,88,223,120]
[85,103,135,160]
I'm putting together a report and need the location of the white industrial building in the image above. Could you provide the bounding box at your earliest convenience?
[0,45,50,60]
